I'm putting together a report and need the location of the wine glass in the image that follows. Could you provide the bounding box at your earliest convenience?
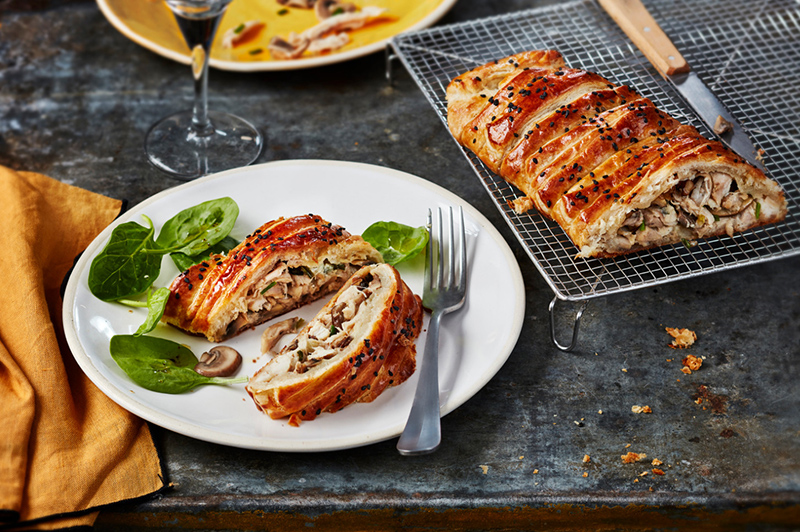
[145,0,263,180]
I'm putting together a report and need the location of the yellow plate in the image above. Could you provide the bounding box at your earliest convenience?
[97,0,458,71]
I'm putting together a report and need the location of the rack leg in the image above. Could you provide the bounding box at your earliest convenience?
[548,296,587,352]
[385,46,398,86]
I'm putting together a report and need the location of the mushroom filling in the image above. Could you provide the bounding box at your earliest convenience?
[288,272,382,374]
[225,259,367,336]
[613,172,759,251]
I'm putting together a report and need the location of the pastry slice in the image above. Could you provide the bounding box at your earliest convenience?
[246,263,423,424]
[162,214,383,342]
[446,50,788,258]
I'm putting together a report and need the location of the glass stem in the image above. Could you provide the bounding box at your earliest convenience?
[172,6,224,137]
[191,43,213,135]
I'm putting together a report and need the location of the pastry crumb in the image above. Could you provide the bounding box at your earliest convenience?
[533,469,539,475]
[666,327,696,349]
[651,458,663,466]
[631,405,652,414]
[582,472,589,477]
[683,354,703,372]
[652,468,665,476]
[622,452,647,463]
[583,454,591,463]
[479,465,489,475]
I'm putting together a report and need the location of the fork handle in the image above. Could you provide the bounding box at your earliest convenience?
[397,309,443,455]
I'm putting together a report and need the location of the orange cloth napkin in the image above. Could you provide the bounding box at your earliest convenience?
[0,167,166,530]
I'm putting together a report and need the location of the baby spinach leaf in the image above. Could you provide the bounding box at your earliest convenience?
[362,221,429,266]
[155,197,239,256]
[88,219,163,301]
[170,235,239,272]
[110,335,246,394]
[133,287,171,337]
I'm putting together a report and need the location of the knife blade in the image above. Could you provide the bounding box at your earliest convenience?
[597,0,766,171]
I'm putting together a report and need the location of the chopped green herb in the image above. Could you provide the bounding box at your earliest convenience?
[277,8,289,15]
[713,214,720,222]
[638,221,646,232]
[332,7,344,15]
[755,201,762,219]
[260,281,277,295]
[249,48,264,55]
[289,265,314,278]
[681,238,695,249]
[330,324,338,336]
[233,23,245,34]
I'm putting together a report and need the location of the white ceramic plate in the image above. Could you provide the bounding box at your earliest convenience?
[96,0,458,72]
[63,160,525,451]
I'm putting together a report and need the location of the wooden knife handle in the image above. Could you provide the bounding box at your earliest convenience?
[597,0,691,77]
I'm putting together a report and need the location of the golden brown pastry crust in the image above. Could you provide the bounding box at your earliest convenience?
[446,50,788,258]
[245,263,423,423]
[162,214,382,342]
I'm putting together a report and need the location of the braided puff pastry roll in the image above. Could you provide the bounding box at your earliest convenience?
[447,50,787,258]
[246,263,423,424]
[162,214,382,342]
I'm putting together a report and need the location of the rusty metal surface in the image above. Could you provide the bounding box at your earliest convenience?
[1,0,798,529]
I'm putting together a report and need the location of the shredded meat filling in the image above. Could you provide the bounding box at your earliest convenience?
[291,274,382,374]
[227,259,366,337]
[616,172,758,249]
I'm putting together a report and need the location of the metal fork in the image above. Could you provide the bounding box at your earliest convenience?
[397,206,467,455]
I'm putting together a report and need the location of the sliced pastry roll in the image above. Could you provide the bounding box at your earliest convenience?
[162,214,382,342]
[246,263,423,424]
[446,50,787,258]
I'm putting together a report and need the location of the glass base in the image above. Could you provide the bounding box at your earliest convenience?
[145,110,263,180]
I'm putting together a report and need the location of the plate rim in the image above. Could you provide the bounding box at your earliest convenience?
[95,0,459,72]
[62,159,525,451]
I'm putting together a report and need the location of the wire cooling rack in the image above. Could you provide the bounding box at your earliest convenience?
[389,0,800,306]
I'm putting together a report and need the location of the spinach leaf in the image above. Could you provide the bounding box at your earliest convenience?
[155,197,239,256]
[362,221,429,266]
[110,335,246,394]
[170,235,239,272]
[88,218,163,301]
[133,287,171,337]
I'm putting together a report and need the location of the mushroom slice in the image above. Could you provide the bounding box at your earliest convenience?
[268,35,309,60]
[276,0,314,8]
[261,317,300,355]
[195,346,242,377]
[314,0,356,20]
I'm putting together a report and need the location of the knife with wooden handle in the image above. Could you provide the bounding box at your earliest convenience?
[597,0,766,170]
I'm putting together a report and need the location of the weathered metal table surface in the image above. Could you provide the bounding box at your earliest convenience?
[2,0,799,529]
